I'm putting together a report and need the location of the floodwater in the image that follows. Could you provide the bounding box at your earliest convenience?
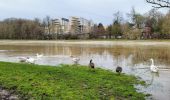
[0,40,170,100]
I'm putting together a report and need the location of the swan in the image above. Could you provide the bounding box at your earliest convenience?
[36,53,43,58]
[89,59,95,69]
[116,66,122,74]
[150,58,158,73]
[70,56,80,64]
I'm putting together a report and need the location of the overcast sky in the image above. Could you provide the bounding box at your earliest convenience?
[0,0,168,25]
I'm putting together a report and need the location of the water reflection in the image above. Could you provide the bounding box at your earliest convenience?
[0,41,170,100]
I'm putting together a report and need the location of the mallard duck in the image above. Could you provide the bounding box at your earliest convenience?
[89,59,95,69]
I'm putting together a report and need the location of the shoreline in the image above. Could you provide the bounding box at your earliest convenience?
[0,40,170,46]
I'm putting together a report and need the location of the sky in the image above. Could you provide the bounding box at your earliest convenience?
[0,0,168,25]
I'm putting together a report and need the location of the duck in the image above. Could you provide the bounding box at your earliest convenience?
[70,55,80,64]
[36,53,43,58]
[116,66,122,74]
[89,59,95,69]
[150,58,158,73]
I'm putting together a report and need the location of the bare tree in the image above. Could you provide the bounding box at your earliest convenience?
[146,0,170,8]
[43,16,51,34]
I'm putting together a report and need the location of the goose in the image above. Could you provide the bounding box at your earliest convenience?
[89,59,95,69]
[18,57,28,62]
[36,53,43,58]
[70,56,80,64]
[26,57,36,64]
[116,66,122,74]
[150,58,158,73]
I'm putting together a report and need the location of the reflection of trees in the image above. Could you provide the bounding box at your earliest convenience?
[132,47,170,65]
[2,44,170,65]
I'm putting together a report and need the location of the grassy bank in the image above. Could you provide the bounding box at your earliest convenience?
[0,62,146,100]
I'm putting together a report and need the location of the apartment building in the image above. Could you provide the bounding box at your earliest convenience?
[79,17,92,33]
[69,17,94,34]
[51,19,61,34]
[45,17,93,35]
[68,17,81,34]
[61,18,69,34]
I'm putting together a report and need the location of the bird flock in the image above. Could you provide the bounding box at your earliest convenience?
[18,53,43,64]
[18,54,158,74]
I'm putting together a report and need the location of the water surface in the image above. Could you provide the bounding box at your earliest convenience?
[0,40,170,100]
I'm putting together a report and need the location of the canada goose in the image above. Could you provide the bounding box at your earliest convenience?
[70,56,80,64]
[150,58,158,73]
[89,59,95,69]
[116,66,122,74]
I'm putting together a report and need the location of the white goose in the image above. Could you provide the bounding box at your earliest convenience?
[70,55,80,64]
[36,53,43,58]
[150,58,158,73]
[18,57,28,62]
[26,57,36,64]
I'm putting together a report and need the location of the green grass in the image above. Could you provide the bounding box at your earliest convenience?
[0,62,146,100]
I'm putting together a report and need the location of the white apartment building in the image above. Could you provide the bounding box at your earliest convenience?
[68,17,81,34]
[61,18,69,34]
[45,17,93,35]
[79,18,93,33]
[51,19,61,34]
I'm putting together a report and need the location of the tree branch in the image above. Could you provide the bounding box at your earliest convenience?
[146,0,170,8]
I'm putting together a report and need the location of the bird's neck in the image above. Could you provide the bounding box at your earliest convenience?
[151,60,154,65]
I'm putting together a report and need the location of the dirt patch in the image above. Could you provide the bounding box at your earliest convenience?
[0,87,19,100]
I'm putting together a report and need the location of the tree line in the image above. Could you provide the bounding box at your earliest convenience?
[0,18,46,39]
[0,16,58,40]
[0,8,170,40]
[93,8,170,39]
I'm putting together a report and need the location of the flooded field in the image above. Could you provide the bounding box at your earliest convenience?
[0,40,170,100]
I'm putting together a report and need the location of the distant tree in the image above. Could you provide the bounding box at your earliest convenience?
[97,23,105,34]
[112,11,123,38]
[161,12,170,34]
[146,0,170,8]
[112,21,122,38]
[127,7,137,24]
[0,18,44,40]
[124,28,141,40]
[43,16,51,35]
[146,9,163,33]
[127,7,145,29]
[90,24,98,39]
[34,18,41,26]
[121,23,131,38]
[113,11,123,24]
[106,25,112,38]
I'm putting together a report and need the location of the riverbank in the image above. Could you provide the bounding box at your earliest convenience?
[0,40,170,47]
[0,62,146,99]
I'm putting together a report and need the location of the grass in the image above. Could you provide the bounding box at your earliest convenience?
[0,62,146,100]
